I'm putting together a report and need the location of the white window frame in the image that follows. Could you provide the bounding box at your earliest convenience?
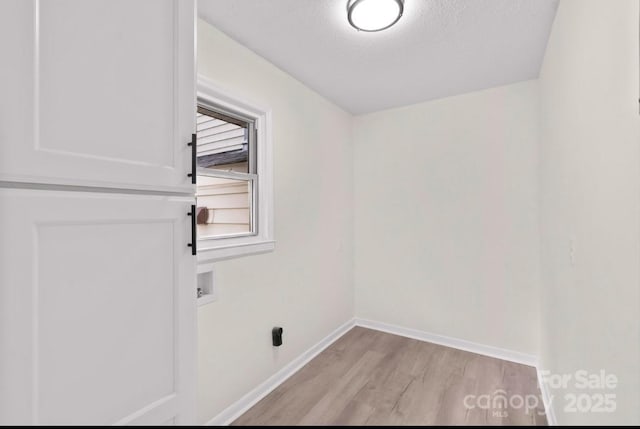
[196,75,274,262]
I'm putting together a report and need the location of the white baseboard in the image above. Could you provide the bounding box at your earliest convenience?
[204,317,546,426]
[355,319,554,422]
[536,367,557,426]
[354,318,539,367]
[204,318,356,426]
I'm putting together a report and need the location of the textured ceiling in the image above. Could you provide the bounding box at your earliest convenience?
[199,0,558,114]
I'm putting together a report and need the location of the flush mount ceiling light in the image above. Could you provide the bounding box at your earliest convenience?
[347,0,404,32]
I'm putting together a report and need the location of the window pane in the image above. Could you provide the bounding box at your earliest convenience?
[196,176,253,238]
[196,108,250,174]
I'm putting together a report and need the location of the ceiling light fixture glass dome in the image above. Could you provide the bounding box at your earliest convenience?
[347,0,404,32]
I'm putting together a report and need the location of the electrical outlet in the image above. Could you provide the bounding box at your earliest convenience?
[272,327,283,347]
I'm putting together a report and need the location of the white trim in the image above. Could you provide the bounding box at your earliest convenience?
[204,319,356,426]
[0,176,193,196]
[537,367,557,425]
[198,240,275,264]
[196,75,275,262]
[204,318,550,426]
[354,318,539,367]
[356,319,554,422]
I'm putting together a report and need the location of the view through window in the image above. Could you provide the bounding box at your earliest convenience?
[196,106,257,239]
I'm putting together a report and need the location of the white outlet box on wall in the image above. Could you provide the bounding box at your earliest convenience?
[197,263,217,306]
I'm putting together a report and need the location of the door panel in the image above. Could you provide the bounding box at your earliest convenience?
[0,189,196,425]
[0,0,195,192]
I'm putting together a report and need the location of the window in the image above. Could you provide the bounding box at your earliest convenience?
[196,76,274,261]
[196,106,256,239]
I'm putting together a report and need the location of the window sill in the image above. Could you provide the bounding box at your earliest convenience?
[197,239,275,263]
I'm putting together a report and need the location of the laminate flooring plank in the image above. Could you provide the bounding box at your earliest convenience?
[232,327,382,426]
[232,327,547,426]
[297,349,386,425]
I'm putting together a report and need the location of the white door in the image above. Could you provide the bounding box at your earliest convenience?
[0,189,197,425]
[0,0,195,192]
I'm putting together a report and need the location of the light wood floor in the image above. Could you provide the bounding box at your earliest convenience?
[233,327,547,426]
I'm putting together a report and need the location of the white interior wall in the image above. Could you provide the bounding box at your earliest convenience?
[353,81,541,356]
[197,1,640,424]
[538,0,640,424]
[197,20,354,424]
